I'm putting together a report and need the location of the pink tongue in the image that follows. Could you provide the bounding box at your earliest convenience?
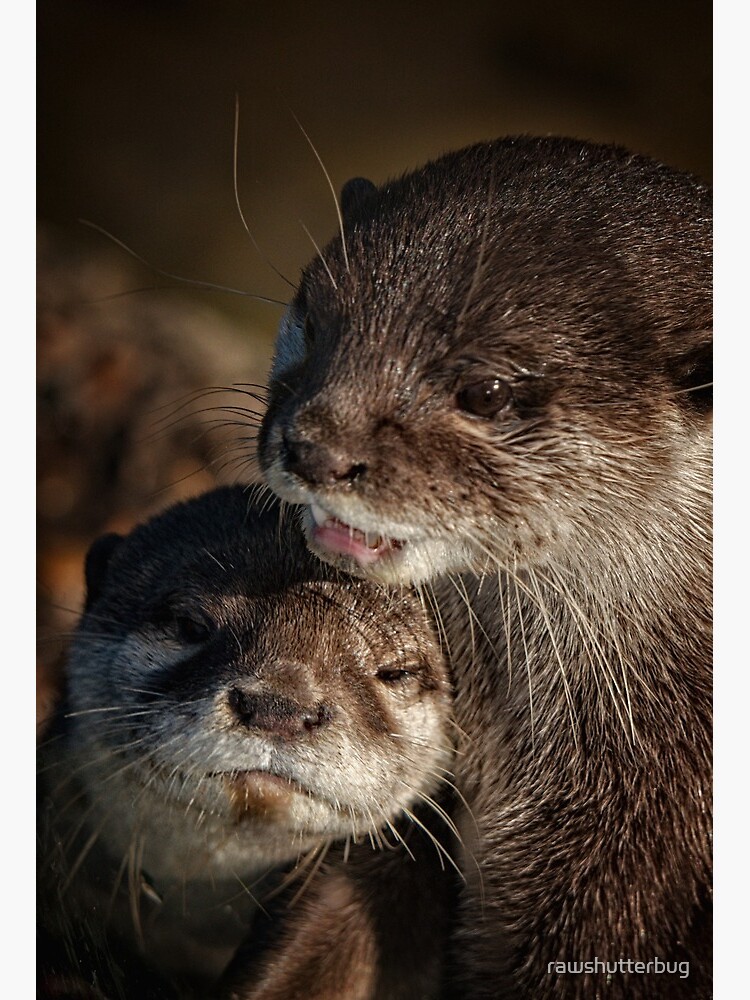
[312,519,392,566]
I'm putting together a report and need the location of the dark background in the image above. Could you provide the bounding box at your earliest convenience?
[38,0,711,348]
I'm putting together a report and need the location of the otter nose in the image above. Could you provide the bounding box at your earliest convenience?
[281,429,366,487]
[227,687,332,738]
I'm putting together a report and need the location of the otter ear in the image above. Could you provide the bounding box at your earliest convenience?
[84,533,124,610]
[672,341,712,414]
[340,177,377,222]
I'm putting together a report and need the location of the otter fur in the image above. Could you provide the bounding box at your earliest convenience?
[258,137,712,998]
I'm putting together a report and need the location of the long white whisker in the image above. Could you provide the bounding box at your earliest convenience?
[299,220,337,290]
[289,110,349,272]
[233,94,295,290]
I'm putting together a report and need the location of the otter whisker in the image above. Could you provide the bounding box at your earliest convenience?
[286,842,332,909]
[526,567,579,745]
[541,563,637,744]
[415,769,481,842]
[64,705,155,718]
[448,572,477,670]
[266,844,328,902]
[229,381,270,395]
[219,871,266,915]
[511,567,536,753]
[141,407,262,445]
[120,686,171,699]
[341,834,352,865]
[233,94,295,291]
[400,806,463,881]
[60,821,106,895]
[498,567,514,694]
[300,220,338,291]
[383,819,416,861]
[144,384,265,428]
[105,848,130,922]
[289,110,349,273]
[79,219,286,307]
[388,732,458,757]
[407,788,462,843]
[447,571,504,668]
[127,833,146,949]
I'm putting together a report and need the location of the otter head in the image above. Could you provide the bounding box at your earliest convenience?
[259,139,712,586]
[64,487,452,882]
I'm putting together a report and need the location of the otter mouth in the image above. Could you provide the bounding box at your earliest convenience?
[208,768,310,797]
[209,769,315,821]
[309,503,406,566]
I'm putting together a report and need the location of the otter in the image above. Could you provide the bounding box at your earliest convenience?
[38,486,457,999]
[258,137,712,998]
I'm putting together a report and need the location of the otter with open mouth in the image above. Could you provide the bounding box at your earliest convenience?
[258,137,712,998]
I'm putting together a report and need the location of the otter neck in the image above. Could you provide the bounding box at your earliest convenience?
[441,561,709,765]
[438,459,711,760]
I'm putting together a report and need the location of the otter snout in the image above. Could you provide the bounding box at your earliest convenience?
[227,685,333,739]
[281,427,367,488]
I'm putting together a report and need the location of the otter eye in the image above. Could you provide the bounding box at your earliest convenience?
[456,378,512,418]
[376,668,413,684]
[174,614,214,645]
[150,599,215,644]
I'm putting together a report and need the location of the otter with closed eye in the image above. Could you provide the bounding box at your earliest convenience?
[258,137,712,998]
[37,486,456,999]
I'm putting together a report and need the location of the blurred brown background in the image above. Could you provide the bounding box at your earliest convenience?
[38,0,711,317]
[36,0,711,724]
